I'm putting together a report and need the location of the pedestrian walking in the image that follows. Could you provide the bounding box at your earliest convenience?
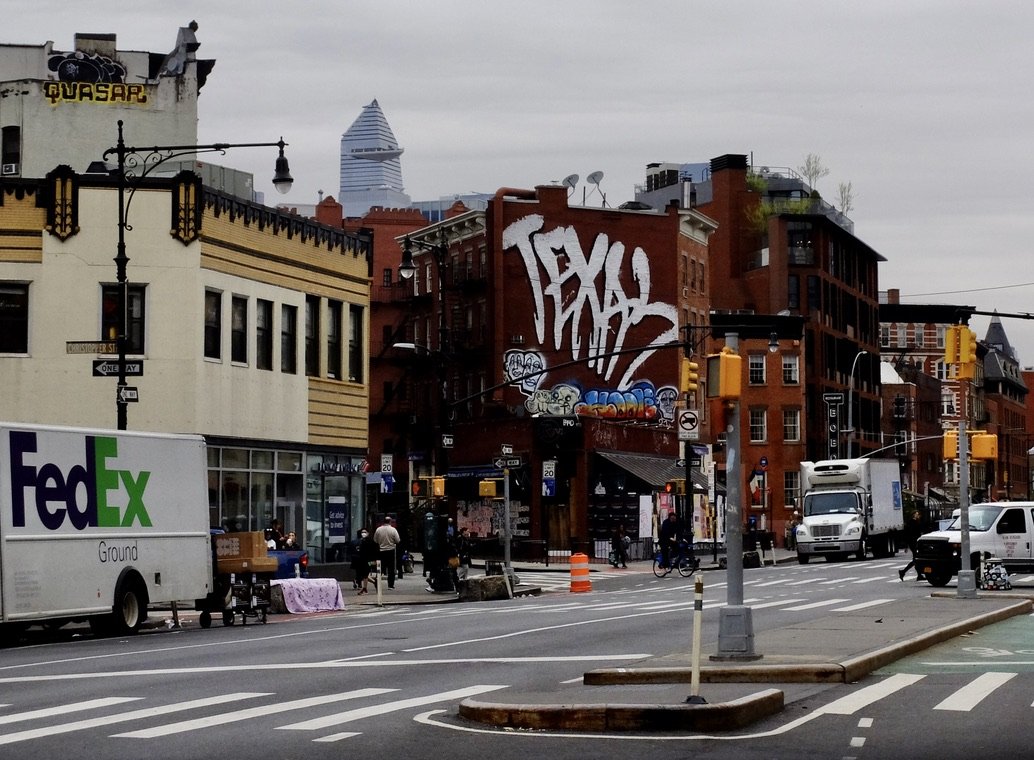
[898,510,925,581]
[373,515,401,589]
[353,529,379,595]
[455,526,472,582]
[610,525,629,568]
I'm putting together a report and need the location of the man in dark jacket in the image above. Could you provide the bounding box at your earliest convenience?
[659,512,681,568]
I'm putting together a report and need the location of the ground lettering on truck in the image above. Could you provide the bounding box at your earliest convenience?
[98,540,139,563]
[8,431,152,530]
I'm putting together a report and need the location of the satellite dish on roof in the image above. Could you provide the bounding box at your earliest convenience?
[562,173,579,188]
[587,170,604,185]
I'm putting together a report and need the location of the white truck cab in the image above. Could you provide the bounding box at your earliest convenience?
[916,502,1034,586]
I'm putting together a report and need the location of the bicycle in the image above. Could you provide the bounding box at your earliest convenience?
[652,539,699,577]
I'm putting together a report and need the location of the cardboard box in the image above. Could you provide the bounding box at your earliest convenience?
[217,556,279,576]
[215,532,269,560]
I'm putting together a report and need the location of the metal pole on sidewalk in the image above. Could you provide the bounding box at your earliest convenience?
[376,560,383,607]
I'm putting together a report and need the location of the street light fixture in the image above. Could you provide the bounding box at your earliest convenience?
[846,349,868,458]
[102,119,291,430]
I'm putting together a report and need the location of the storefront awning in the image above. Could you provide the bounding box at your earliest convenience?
[596,451,712,493]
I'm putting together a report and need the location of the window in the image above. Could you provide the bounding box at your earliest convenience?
[256,299,273,370]
[382,268,393,287]
[102,284,146,355]
[327,300,342,379]
[749,409,767,442]
[783,409,801,442]
[305,295,320,377]
[1,125,20,167]
[204,290,221,359]
[0,283,28,353]
[748,354,766,384]
[782,354,799,384]
[231,296,247,364]
[787,274,799,309]
[281,304,297,374]
[348,304,363,382]
[784,471,800,510]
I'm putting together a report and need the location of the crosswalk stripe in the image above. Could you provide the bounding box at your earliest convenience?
[818,673,925,715]
[114,688,395,738]
[819,576,860,584]
[278,684,508,731]
[782,598,851,611]
[0,697,141,725]
[831,599,894,612]
[0,693,269,746]
[749,598,808,609]
[933,672,1017,712]
[784,579,814,586]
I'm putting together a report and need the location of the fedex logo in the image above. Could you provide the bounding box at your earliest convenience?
[8,431,152,529]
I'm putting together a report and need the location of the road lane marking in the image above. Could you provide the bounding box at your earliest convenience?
[819,577,860,584]
[782,599,851,611]
[0,693,269,746]
[114,688,395,738]
[831,599,894,612]
[749,598,808,609]
[0,697,141,725]
[279,684,508,732]
[933,672,1017,711]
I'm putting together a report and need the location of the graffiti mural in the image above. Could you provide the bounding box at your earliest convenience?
[43,81,148,106]
[49,51,128,83]
[525,383,581,417]
[502,213,679,389]
[503,349,546,394]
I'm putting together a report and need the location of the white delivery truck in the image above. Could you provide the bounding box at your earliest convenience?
[916,501,1034,586]
[0,422,212,636]
[796,458,904,563]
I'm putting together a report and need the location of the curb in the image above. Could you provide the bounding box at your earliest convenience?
[583,598,1032,687]
[458,688,784,732]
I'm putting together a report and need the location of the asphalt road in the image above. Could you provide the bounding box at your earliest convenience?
[0,555,962,759]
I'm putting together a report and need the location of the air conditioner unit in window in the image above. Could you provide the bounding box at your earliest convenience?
[716,432,728,446]
[1,163,18,176]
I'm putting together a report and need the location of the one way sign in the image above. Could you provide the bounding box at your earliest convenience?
[93,360,144,377]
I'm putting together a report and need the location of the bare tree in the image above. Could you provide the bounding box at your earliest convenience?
[797,153,830,192]
[837,181,854,214]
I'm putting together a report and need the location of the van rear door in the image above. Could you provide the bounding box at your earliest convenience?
[992,507,1031,562]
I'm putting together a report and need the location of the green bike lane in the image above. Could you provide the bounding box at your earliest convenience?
[878,613,1034,674]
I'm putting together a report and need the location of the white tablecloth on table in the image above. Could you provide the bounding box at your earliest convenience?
[270,579,345,613]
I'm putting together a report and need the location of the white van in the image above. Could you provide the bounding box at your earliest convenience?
[915,502,1034,586]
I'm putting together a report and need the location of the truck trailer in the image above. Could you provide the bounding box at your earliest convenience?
[0,422,212,637]
[796,458,904,563]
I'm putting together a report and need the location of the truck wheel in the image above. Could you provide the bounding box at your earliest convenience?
[222,610,235,626]
[199,611,212,629]
[797,554,809,565]
[926,571,951,587]
[112,578,148,635]
[856,536,867,561]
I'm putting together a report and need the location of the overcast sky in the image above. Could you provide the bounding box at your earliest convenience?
[8,1,1034,366]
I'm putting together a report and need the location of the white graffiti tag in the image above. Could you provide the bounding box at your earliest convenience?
[502,214,678,387]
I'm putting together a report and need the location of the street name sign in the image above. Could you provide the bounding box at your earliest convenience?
[67,340,117,354]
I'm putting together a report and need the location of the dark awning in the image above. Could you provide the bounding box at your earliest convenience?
[595,451,713,493]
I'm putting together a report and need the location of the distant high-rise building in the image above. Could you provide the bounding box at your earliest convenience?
[339,99,410,217]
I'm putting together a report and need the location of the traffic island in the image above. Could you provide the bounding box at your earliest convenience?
[458,689,784,732]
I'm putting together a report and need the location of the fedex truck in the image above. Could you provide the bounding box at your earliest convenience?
[796,458,904,563]
[0,422,212,636]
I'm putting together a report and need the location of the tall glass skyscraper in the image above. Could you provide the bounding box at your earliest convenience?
[339,99,410,217]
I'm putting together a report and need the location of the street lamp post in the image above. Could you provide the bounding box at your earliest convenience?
[103,119,292,429]
[845,349,868,458]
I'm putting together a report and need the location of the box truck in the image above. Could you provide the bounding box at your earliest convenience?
[796,458,904,563]
[0,422,212,636]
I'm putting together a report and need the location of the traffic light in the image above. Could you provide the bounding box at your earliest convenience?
[411,478,430,497]
[431,476,446,497]
[971,433,998,460]
[956,327,978,379]
[479,479,497,497]
[705,347,742,400]
[943,431,958,460]
[679,357,700,394]
[664,479,686,495]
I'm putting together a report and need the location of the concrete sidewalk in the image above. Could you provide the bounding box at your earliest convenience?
[458,592,1034,732]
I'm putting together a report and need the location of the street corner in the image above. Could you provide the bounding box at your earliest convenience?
[456,688,784,733]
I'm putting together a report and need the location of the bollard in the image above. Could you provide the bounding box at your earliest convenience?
[569,553,592,592]
[686,573,707,704]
